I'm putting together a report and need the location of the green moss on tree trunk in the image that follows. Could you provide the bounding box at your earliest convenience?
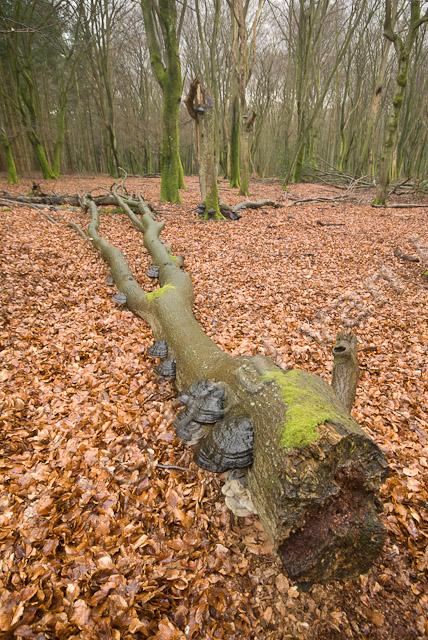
[146,283,175,302]
[33,138,56,180]
[204,181,225,220]
[142,0,184,203]
[0,130,19,184]
[160,93,182,203]
[52,106,66,178]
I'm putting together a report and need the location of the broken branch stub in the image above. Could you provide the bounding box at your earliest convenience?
[84,192,388,585]
[332,331,360,412]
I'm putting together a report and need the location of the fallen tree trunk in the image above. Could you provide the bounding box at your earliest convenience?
[0,190,144,210]
[372,202,428,209]
[82,191,388,585]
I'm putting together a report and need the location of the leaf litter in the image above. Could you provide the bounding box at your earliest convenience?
[0,176,427,639]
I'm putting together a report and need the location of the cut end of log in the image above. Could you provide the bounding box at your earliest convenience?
[275,432,388,584]
[279,496,385,586]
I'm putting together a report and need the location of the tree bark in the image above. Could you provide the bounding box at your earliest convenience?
[332,332,359,412]
[81,191,388,585]
[141,0,184,203]
[0,191,144,209]
[229,95,241,188]
[185,79,224,219]
[0,128,18,184]
[239,112,256,196]
[375,1,428,204]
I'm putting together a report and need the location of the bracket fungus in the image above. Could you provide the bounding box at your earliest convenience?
[193,416,254,473]
[173,380,225,442]
[147,340,168,359]
[173,413,207,445]
[112,292,127,306]
[155,359,176,379]
[147,264,160,279]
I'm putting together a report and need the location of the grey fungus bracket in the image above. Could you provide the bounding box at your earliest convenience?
[173,379,254,473]
[155,359,176,379]
[147,264,160,279]
[112,292,127,306]
[147,340,168,359]
[193,416,254,473]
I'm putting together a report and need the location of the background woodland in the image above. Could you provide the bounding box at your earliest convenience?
[1,0,428,188]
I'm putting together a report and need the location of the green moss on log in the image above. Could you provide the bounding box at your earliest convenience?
[146,284,175,302]
[262,369,357,449]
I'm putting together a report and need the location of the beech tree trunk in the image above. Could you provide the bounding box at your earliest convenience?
[0,128,18,184]
[141,0,184,203]
[375,1,428,205]
[239,112,256,197]
[185,79,224,220]
[229,96,241,188]
[81,191,388,585]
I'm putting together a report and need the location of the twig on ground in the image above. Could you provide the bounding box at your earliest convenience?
[393,247,420,262]
[316,220,346,227]
[156,464,191,472]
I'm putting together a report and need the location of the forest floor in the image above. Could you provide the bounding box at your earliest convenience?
[0,175,427,640]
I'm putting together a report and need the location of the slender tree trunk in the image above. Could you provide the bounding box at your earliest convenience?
[13,62,56,178]
[229,96,240,188]
[375,1,427,204]
[0,128,18,184]
[141,0,184,203]
[376,62,408,204]
[239,112,256,196]
[239,122,250,195]
[18,97,55,179]
[161,84,182,203]
[358,36,394,177]
[106,121,121,177]
[185,79,224,219]
[52,102,67,178]
[28,129,55,179]
[202,104,222,217]
[105,76,121,176]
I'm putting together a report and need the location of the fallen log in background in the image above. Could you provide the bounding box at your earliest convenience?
[79,191,388,586]
[0,190,143,210]
[3,190,281,222]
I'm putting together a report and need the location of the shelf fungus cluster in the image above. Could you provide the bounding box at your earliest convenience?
[173,379,257,517]
[147,340,176,379]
